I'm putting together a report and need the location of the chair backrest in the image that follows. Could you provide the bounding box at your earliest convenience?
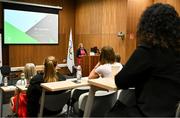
[0,65,18,85]
[118,89,136,107]
[79,91,117,117]
[0,65,11,77]
[71,86,90,100]
[43,90,71,114]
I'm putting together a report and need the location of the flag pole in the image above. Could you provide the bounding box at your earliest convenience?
[67,28,75,73]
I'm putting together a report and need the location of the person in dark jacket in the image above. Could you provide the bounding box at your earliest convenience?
[26,56,66,117]
[107,3,180,117]
[76,43,87,65]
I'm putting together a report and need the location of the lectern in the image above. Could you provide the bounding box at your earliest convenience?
[80,55,99,77]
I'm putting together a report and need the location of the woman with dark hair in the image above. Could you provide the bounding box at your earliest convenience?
[88,46,116,79]
[74,46,118,117]
[26,56,66,117]
[108,3,180,117]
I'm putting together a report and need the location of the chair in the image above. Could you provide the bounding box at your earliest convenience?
[42,90,71,117]
[71,87,90,104]
[0,65,17,86]
[77,91,117,117]
[70,86,90,116]
[1,66,11,76]
[118,88,136,107]
[69,78,90,116]
[0,66,10,85]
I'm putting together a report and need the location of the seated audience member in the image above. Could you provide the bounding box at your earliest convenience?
[108,3,180,117]
[10,63,37,117]
[26,56,66,117]
[88,46,116,79]
[16,63,36,86]
[75,46,120,116]
[76,43,87,65]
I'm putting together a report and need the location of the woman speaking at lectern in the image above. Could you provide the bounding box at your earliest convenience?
[76,43,87,65]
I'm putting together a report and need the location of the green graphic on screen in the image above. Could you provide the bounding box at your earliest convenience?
[4,9,58,44]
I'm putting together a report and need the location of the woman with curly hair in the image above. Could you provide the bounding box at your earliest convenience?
[107,3,180,117]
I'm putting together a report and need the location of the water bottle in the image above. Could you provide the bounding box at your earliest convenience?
[76,65,82,83]
[4,76,8,86]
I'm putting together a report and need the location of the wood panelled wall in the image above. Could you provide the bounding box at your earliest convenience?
[126,0,153,60]
[75,0,127,64]
[75,0,153,64]
[75,0,180,64]
[0,0,75,66]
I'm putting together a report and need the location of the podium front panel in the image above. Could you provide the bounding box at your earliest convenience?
[80,55,99,77]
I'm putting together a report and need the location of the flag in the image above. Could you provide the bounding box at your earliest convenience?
[67,29,75,73]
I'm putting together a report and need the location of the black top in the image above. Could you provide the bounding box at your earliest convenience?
[26,72,66,117]
[115,45,180,117]
[76,48,87,58]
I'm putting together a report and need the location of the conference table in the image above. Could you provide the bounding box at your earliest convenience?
[0,85,17,117]
[15,78,89,117]
[39,77,117,118]
[0,84,28,117]
[0,76,117,118]
[39,77,89,117]
[1,76,117,117]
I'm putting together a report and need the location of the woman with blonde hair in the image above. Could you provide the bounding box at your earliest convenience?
[16,63,36,86]
[76,43,87,65]
[11,63,37,117]
[27,56,66,117]
[43,56,59,82]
